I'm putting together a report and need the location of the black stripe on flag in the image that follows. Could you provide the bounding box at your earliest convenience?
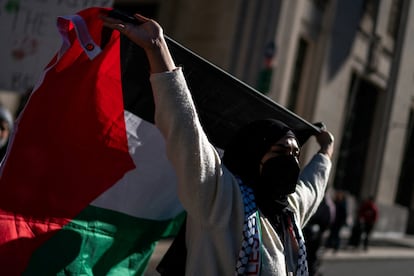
[118,35,319,149]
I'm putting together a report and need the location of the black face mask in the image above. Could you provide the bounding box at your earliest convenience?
[257,155,300,199]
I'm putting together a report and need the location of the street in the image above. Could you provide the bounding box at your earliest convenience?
[322,258,414,276]
[319,245,414,276]
[145,238,414,276]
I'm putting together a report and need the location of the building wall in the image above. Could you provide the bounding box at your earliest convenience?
[228,0,282,87]
[157,0,240,70]
[377,0,414,206]
[268,1,303,105]
[267,0,413,232]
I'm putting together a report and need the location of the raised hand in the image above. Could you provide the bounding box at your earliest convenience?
[100,12,176,73]
[316,129,334,159]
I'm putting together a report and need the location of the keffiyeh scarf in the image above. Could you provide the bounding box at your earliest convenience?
[235,180,261,275]
[235,179,309,276]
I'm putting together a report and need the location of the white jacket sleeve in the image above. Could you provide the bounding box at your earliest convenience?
[288,153,332,227]
[150,68,242,226]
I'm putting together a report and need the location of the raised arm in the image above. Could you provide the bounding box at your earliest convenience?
[101,13,232,223]
[289,129,334,226]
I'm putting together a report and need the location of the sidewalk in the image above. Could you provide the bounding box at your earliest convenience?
[322,232,414,261]
[145,232,414,275]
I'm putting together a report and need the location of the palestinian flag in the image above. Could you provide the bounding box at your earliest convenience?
[0,8,184,275]
[0,7,318,276]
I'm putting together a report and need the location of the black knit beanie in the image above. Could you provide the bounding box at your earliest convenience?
[222,119,295,186]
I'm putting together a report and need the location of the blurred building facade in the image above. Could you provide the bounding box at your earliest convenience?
[114,0,414,234]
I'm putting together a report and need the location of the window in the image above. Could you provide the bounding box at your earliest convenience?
[396,108,414,207]
[362,0,378,19]
[387,0,403,40]
[288,38,308,111]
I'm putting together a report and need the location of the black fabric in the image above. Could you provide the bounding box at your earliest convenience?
[259,197,290,220]
[116,28,319,148]
[222,119,293,186]
[156,218,187,276]
[109,9,319,147]
[258,155,300,197]
[120,35,154,123]
[166,38,319,148]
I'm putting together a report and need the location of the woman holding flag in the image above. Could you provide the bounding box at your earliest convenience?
[102,12,334,276]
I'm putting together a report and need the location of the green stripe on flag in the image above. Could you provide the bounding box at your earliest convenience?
[24,205,185,275]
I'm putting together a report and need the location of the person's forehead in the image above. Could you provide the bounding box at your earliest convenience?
[272,136,299,148]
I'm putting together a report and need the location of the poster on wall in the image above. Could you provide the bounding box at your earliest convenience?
[0,0,113,94]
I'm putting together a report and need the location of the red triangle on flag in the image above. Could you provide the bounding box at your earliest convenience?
[0,7,135,272]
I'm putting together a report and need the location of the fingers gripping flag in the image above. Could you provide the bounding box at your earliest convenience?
[0,7,184,275]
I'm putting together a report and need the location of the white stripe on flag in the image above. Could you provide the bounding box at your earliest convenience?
[91,111,183,220]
